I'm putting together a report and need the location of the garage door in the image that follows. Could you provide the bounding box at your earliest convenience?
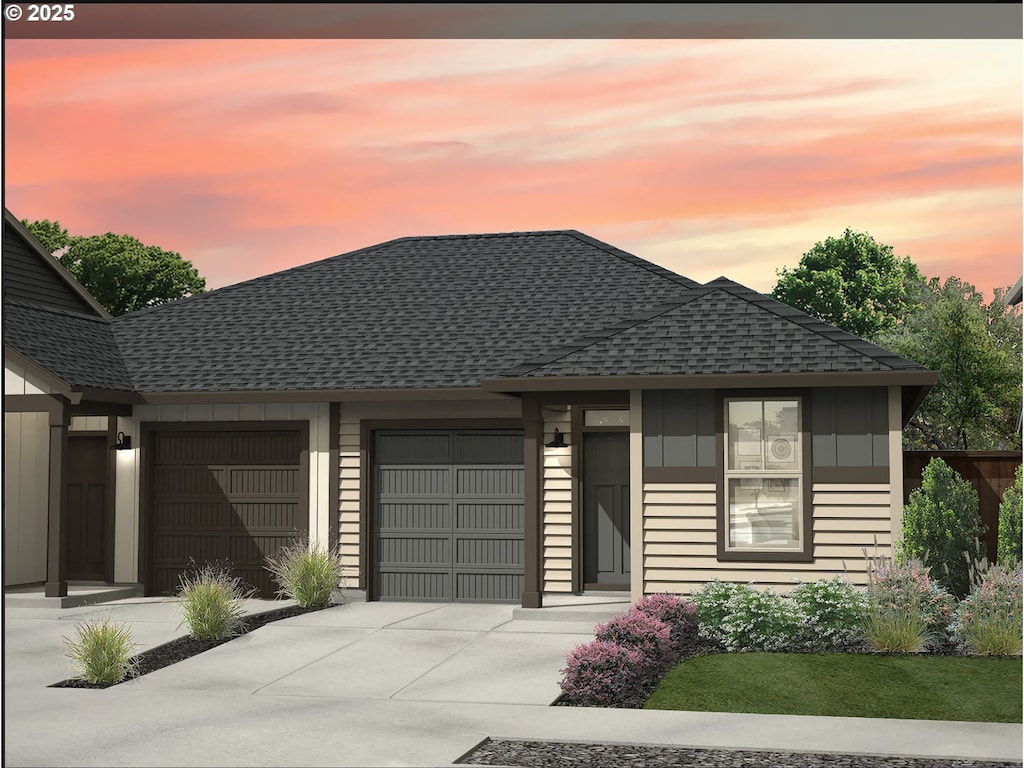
[149,427,305,598]
[373,430,524,602]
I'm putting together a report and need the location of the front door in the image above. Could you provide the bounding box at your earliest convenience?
[583,432,630,588]
[66,435,108,580]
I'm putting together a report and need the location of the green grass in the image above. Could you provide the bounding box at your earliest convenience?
[644,653,1022,723]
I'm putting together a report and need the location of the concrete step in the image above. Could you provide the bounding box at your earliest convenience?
[512,595,631,624]
[5,583,144,609]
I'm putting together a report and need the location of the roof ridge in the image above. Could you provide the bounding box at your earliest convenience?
[503,288,708,376]
[564,231,698,290]
[704,277,922,370]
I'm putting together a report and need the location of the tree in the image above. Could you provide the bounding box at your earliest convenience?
[997,465,1022,567]
[23,219,206,316]
[772,228,925,340]
[901,457,984,598]
[875,277,1022,450]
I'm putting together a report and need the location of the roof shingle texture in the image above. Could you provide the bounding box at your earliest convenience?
[111,231,700,392]
[4,299,135,392]
[507,278,924,378]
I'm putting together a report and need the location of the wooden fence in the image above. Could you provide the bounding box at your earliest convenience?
[903,451,1022,563]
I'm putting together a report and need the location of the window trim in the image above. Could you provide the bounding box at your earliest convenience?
[716,391,814,563]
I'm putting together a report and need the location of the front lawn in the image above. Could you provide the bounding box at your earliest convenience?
[644,652,1022,723]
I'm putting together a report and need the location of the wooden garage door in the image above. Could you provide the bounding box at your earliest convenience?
[149,427,305,598]
[373,430,524,602]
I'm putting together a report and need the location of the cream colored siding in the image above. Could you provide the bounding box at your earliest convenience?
[69,416,109,432]
[4,360,59,395]
[117,402,334,583]
[4,411,50,585]
[641,482,893,595]
[338,414,361,584]
[542,408,572,592]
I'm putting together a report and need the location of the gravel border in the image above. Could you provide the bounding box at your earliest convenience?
[456,738,1022,768]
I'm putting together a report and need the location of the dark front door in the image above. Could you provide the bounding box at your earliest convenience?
[66,436,108,580]
[583,432,630,588]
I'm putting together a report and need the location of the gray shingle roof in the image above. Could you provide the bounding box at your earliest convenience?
[503,278,925,378]
[4,299,135,392]
[111,231,699,392]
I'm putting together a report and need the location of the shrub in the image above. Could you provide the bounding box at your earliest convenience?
[177,561,254,640]
[264,539,345,609]
[790,577,866,651]
[594,609,675,671]
[558,639,651,708]
[901,457,984,598]
[951,563,1023,656]
[716,586,802,652]
[63,618,138,685]
[862,556,956,652]
[998,466,1023,567]
[632,593,700,657]
[691,580,743,645]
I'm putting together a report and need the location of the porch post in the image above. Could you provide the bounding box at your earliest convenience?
[44,396,70,598]
[522,394,543,608]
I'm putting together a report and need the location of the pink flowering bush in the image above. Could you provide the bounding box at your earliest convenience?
[950,563,1023,656]
[594,609,675,671]
[632,593,700,657]
[558,639,652,708]
[862,557,957,652]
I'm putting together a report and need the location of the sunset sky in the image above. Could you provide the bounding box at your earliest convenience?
[3,14,1022,299]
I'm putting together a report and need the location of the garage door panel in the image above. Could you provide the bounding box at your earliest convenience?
[377,502,452,531]
[154,467,226,495]
[154,501,225,529]
[230,533,297,564]
[378,570,451,601]
[456,466,523,496]
[154,434,227,465]
[228,432,302,464]
[455,537,523,567]
[378,467,450,496]
[455,572,524,602]
[229,467,297,495]
[378,535,451,566]
[453,433,522,464]
[153,533,226,564]
[228,502,299,529]
[455,503,523,531]
[376,433,452,464]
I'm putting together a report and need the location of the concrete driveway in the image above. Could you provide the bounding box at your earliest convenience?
[4,597,1022,767]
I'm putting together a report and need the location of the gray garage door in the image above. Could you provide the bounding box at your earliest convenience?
[373,430,524,602]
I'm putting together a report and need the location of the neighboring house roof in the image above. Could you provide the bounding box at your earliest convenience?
[502,278,924,378]
[111,231,699,393]
[4,299,135,393]
[1007,276,1023,306]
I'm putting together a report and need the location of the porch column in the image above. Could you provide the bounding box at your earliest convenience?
[45,396,70,598]
[522,394,543,608]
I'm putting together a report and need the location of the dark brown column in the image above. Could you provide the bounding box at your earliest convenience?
[521,394,543,608]
[45,396,70,598]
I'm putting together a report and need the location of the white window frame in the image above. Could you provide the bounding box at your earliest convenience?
[723,397,804,553]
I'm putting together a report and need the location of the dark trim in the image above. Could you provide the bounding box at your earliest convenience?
[5,394,64,415]
[361,419,524,431]
[583,583,630,592]
[66,429,107,437]
[522,395,543,608]
[329,402,341,558]
[139,420,311,597]
[643,467,717,483]
[74,388,144,405]
[44,398,70,597]
[70,402,134,416]
[570,406,583,594]
[903,450,1024,459]
[812,467,890,484]
[104,419,117,582]
[140,388,513,404]
[579,424,629,433]
[482,370,939,393]
[532,391,630,406]
[716,392,814,565]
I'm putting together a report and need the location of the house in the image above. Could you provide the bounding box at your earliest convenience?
[3,211,938,606]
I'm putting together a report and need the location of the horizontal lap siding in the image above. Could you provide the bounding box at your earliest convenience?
[642,482,892,595]
[542,409,573,593]
[339,417,361,585]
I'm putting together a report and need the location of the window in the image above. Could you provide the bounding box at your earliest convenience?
[724,398,804,553]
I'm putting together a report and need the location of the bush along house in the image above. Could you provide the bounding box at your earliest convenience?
[3,209,937,607]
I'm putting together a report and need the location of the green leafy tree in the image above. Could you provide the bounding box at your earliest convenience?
[998,465,1022,567]
[23,219,205,316]
[876,278,1022,450]
[901,458,984,598]
[772,228,926,340]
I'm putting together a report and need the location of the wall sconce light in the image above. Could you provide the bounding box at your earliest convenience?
[544,428,566,448]
[115,431,132,450]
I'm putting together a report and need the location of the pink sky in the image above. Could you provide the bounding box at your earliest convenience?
[3,36,1021,299]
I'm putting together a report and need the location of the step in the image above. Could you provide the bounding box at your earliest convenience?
[4,583,144,609]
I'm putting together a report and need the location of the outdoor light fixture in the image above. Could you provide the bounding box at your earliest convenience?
[115,431,132,450]
[544,428,566,448]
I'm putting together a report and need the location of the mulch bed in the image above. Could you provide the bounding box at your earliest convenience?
[50,603,332,689]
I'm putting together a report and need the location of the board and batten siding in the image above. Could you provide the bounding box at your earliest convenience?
[641,482,892,594]
[5,359,61,395]
[542,408,573,593]
[4,411,50,585]
[2,220,96,314]
[115,402,332,583]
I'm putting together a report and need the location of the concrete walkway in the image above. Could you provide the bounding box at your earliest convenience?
[3,597,1021,767]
